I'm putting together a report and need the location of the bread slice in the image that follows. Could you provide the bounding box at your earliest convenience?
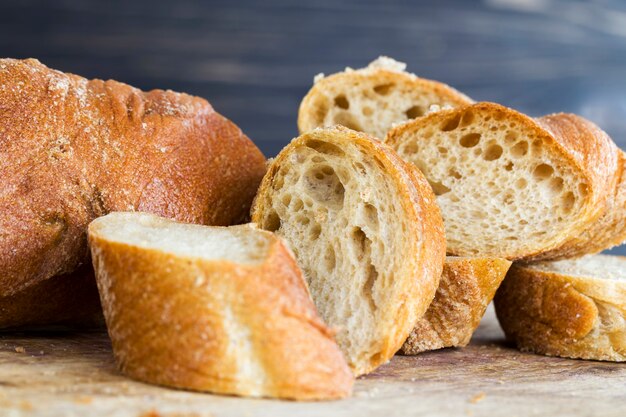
[251,126,446,376]
[494,255,626,362]
[88,212,353,400]
[401,256,511,354]
[298,56,472,139]
[386,102,621,260]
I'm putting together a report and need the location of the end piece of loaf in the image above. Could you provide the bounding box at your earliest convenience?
[494,255,626,362]
[298,56,472,139]
[251,126,446,376]
[401,256,511,355]
[386,102,621,260]
[88,212,353,400]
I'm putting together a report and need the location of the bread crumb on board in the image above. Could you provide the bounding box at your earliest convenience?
[14,346,25,353]
[469,392,487,404]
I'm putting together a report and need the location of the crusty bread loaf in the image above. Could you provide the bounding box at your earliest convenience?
[251,126,446,376]
[386,102,621,260]
[88,212,353,400]
[494,255,626,362]
[401,256,511,355]
[0,58,266,327]
[298,56,472,139]
[0,266,103,329]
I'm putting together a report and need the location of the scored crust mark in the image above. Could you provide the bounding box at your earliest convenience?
[298,57,473,140]
[386,102,621,260]
[252,126,446,376]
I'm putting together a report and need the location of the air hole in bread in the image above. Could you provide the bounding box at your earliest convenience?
[405,105,424,119]
[401,141,419,155]
[310,223,322,239]
[550,177,564,193]
[334,95,350,109]
[449,168,462,179]
[430,180,451,196]
[324,245,336,272]
[264,210,281,232]
[531,140,543,156]
[561,192,576,213]
[363,203,379,230]
[533,163,554,180]
[333,112,363,132]
[292,198,304,211]
[304,165,345,208]
[441,114,462,131]
[362,106,373,116]
[515,178,528,189]
[578,183,589,197]
[281,194,292,207]
[504,131,518,144]
[305,139,345,157]
[373,83,394,96]
[460,133,481,148]
[438,146,448,154]
[504,161,514,171]
[460,110,474,126]
[483,144,503,161]
[296,215,310,226]
[510,141,529,158]
[311,155,325,163]
[363,264,378,311]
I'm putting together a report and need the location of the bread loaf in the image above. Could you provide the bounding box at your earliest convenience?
[386,102,621,260]
[401,256,511,355]
[298,57,472,139]
[251,126,446,375]
[494,255,626,362]
[0,58,266,327]
[88,212,353,400]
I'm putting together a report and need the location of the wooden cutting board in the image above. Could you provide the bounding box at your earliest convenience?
[1,306,625,417]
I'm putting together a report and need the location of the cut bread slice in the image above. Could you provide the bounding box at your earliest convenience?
[494,255,626,362]
[251,126,446,376]
[88,212,353,400]
[298,56,472,139]
[386,102,621,260]
[401,256,511,355]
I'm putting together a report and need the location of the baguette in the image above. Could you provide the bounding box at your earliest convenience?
[88,212,353,400]
[386,102,621,260]
[251,126,446,375]
[0,58,266,327]
[494,255,626,362]
[298,56,472,139]
[401,256,511,354]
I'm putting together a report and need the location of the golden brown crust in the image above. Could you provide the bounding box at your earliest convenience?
[298,68,472,136]
[251,126,446,375]
[88,216,353,400]
[0,59,266,322]
[386,102,621,260]
[494,259,626,361]
[401,257,511,355]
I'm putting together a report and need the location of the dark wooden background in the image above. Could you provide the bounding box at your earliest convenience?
[1,0,625,254]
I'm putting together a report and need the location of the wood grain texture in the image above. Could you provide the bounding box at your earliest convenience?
[1,307,625,416]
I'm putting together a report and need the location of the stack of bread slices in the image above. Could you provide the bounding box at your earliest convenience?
[3,57,625,402]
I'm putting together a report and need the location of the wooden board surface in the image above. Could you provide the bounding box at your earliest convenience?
[1,306,625,417]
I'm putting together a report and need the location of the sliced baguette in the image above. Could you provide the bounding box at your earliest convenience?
[494,255,626,362]
[251,126,446,375]
[88,212,353,400]
[401,256,511,354]
[386,102,621,260]
[298,56,472,139]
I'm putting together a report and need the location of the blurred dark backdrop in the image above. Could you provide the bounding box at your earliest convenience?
[2,0,625,254]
